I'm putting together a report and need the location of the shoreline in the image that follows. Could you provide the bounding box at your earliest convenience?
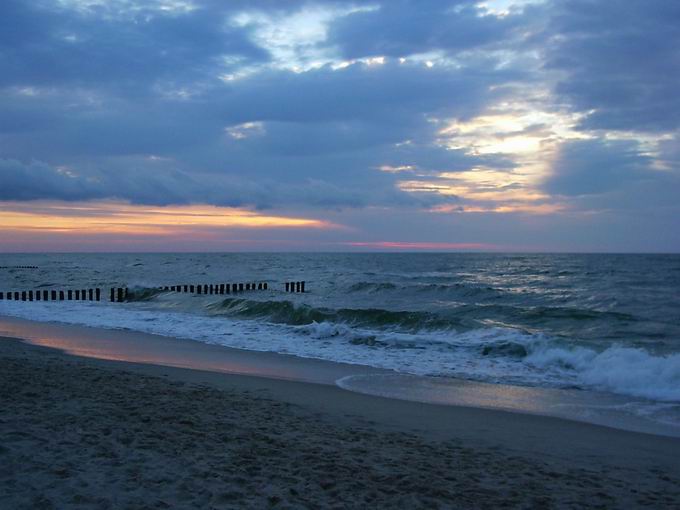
[2,333,680,507]
[1,314,679,438]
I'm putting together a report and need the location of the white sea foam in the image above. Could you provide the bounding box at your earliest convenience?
[1,299,679,405]
[525,345,680,401]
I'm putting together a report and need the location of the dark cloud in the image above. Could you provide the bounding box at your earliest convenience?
[1,51,516,207]
[328,0,524,59]
[543,138,652,196]
[0,156,455,211]
[0,159,106,201]
[543,0,680,132]
[0,0,268,90]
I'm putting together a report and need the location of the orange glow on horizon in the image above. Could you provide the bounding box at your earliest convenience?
[0,200,334,237]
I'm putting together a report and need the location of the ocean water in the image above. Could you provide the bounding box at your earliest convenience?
[1,253,679,429]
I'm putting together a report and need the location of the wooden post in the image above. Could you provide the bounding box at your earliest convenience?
[7,292,12,300]
[82,289,86,300]
[21,291,26,301]
[96,288,101,301]
[43,290,48,301]
[68,290,72,300]
[88,289,93,301]
[219,284,225,294]
[197,285,202,295]
[301,281,305,293]
[14,291,19,300]
[75,290,80,300]
[239,283,244,292]
[285,282,290,292]
[0,292,3,300]
[225,284,231,294]
[117,288,124,302]
[35,290,40,301]
[184,285,188,292]
[110,288,115,302]
[264,282,268,290]
[190,285,195,293]
[59,291,64,300]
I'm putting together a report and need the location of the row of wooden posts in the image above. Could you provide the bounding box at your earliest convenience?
[0,288,107,302]
[159,282,269,294]
[158,281,306,294]
[0,266,39,269]
[285,281,306,293]
[0,281,307,303]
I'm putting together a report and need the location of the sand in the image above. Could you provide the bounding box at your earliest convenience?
[1,332,680,508]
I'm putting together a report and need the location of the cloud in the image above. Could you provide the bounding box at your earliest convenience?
[0,159,105,201]
[543,0,680,133]
[1,0,679,251]
[0,0,269,90]
[542,138,653,197]
[0,46,518,208]
[328,0,525,59]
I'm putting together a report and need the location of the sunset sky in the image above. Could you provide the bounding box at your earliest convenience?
[1,0,678,252]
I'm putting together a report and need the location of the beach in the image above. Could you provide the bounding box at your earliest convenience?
[2,320,680,509]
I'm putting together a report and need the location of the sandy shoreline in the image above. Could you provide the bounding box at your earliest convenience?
[2,326,680,508]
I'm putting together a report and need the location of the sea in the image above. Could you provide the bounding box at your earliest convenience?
[1,253,679,433]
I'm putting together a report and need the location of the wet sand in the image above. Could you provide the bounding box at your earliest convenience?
[1,321,680,508]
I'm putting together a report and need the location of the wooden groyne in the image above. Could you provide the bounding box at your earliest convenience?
[0,280,306,304]
[155,282,270,295]
[0,288,107,302]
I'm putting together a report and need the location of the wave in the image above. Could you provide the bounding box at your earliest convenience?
[517,306,636,322]
[207,297,459,331]
[1,295,678,403]
[525,344,680,402]
[297,320,680,402]
[348,282,397,292]
[347,280,503,300]
[127,285,640,338]
[125,286,166,302]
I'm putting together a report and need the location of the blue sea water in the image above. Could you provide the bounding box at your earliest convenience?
[1,253,679,428]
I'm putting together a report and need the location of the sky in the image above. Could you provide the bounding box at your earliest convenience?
[0,0,679,252]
